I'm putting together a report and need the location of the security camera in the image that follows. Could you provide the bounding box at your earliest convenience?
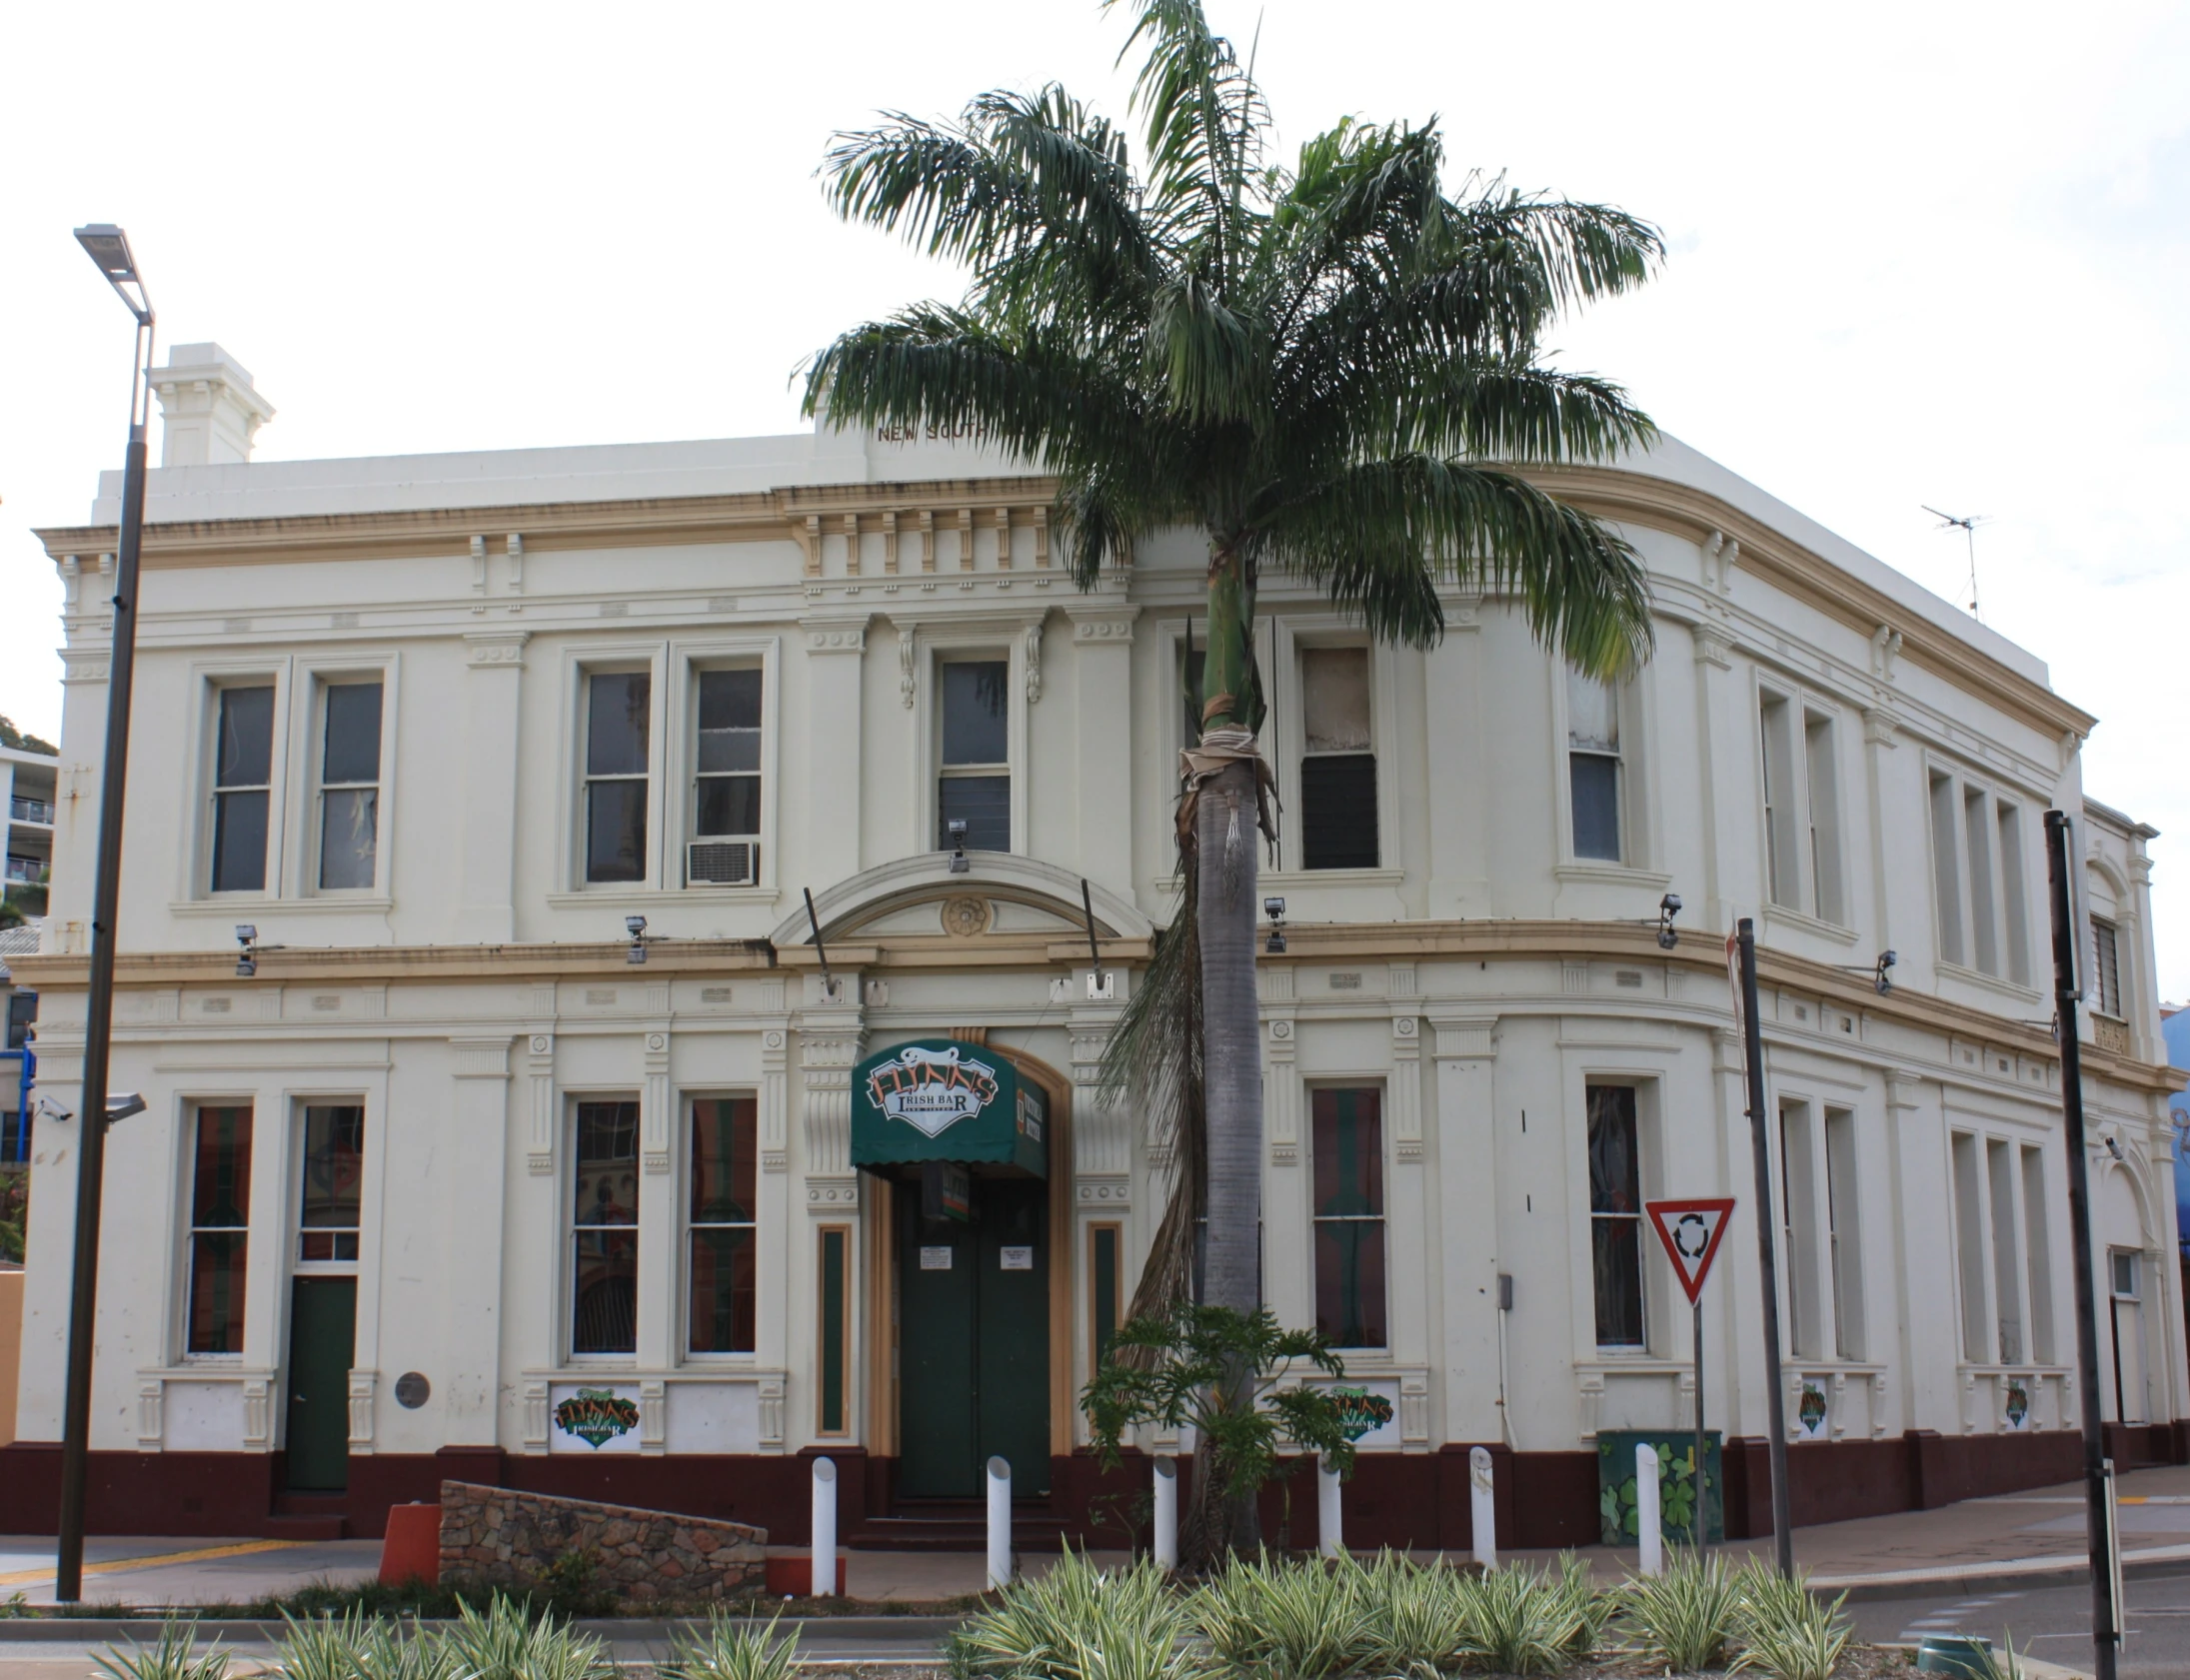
[1656,893,1682,950]
[625,915,647,938]
[947,819,971,874]
[1264,895,1286,954]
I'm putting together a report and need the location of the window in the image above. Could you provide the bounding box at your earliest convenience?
[211,686,275,891]
[1310,1087,1386,1347]
[187,1105,253,1354]
[1950,1132,1989,1361]
[2092,917,2123,1017]
[572,1100,640,1354]
[1930,773,1965,966]
[1805,713,1844,923]
[1996,806,2029,984]
[695,669,762,840]
[1987,1138,2021,1363]
[2021,1144,2055,1364]
[1823,1109,1864,1359]
[1587,1084,1644,1347]
[1299,648,1377,869]
[1760,695,1797,907]
[316,684,382,890]
[1567,669,1622,861]
[297,1104,364,1262]
[1964,789,1998,976]
[939,659,1010,851]
[1760,690,1844,922]
[688,1097,758,1354]
[1778,1101,1822,1358]
[584,673,651,883]
[1931,768,2029,982]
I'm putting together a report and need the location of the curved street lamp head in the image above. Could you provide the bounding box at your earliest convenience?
[74,223,154,325]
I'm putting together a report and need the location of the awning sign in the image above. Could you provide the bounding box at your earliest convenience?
[1645,1197,1736,1305]
[852,1037,1048,1177]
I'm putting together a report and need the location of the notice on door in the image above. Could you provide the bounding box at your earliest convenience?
[920,1245,954,1270]
[1000,1245,1034,1270]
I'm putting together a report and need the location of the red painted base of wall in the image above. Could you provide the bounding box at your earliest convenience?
[2,1426,2174,1549]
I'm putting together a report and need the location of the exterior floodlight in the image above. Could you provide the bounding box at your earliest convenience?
[947,819,970,874]
[235,924,257,945]
[235,924,258,978]
[2106,1133,2127,1163]
[1875,949,1897,994]
[625,915,648,938]
[626,915,648,964]
[1656,892,1682,950]
[104,1093,147,1124]
[1264,895,1287,955]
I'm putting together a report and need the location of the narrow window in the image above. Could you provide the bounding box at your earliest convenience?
[1587,1084,1645,1347]
[584,673,651,883]
[1090,1223,1121,1371]
[1964,788,1999,976]
[1759,694,1797,908]
[187,1105,253,1353]
[1930,773,1965,966]
[817,1224,851,1435]
[1804,713,1844,924]
[1824,1108,1863,1358]
[691,668,763,884]
[1567,669,1622,862]
[688,1096,758,1354]
[1779,1102,1820,1358]
[572,1100,640,1354]
[1950,1131,1988,1362]
[1299,648,1378,870]
[297,1104,364,1262]
[1310,1087,1387,1347]
[2092,917,2122,1017]
[2021,1144,2055,1364]
[211,686,275,892]
[1987,1137,2022,1363]
[1996,805,2029,985]
[938,659,1010,851]
[317,684,382,890]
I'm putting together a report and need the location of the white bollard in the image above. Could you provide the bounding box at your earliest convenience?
[986,1454,1013,1590]
[810,1455,837,1596]
[1151,1455,1178,1571]
[1317,1453,1343,1558]
[1635,1442,1663,1578]
[1469,1445,1497,1570]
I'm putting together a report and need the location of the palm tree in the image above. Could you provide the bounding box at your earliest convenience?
[805,0,1660,1554]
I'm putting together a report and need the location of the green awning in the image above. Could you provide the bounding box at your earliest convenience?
[851,1038,1048,1177]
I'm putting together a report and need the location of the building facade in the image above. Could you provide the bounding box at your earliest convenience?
[4,347,2182,1546]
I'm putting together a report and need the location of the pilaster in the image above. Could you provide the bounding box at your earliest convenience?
[455,633,528,942]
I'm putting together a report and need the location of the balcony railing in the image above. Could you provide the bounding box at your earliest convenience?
[3,856,45,884]
[9,797,53,825]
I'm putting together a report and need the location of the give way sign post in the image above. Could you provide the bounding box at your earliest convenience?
[1645,1197,1737,1545]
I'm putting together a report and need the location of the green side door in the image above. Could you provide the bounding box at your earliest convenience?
[285,1277,356,1491]
[976,1177,1050,1493]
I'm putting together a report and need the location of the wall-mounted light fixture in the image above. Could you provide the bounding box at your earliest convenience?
[1655,893,1682,950]
[1264,895,1287,954]
[626,914,648,965]
[947,819,970,874]
[234,924,257,977]
[1874,949,1897,995]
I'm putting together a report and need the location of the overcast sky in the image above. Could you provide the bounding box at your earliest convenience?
[4,0,2185,997]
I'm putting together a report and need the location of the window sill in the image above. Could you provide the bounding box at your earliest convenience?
[169,895,393,915]
[1934,959,2043,1005]
[1553,862,1672,888]
[546,886,782,908]
[1257,866,1406,890]
[1760,905,1860,946]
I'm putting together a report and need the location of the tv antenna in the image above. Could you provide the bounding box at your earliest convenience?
[1922,505,1989,622]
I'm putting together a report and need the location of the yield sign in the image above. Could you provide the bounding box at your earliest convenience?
[1646,1198,1736,1304]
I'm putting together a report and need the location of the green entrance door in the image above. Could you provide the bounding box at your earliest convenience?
[284,1277,356,1491]
[896,1175,1050,1498]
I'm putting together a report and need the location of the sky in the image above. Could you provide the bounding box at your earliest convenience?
[3,0,2185,997]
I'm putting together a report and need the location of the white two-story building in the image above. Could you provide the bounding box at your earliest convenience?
[5,344,2180,1548]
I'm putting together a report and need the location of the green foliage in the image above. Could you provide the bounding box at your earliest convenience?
[658,1609,800,1680]
[94,1621,231,1680]
[1547,1552,1616,1657]
[1081,1302,1357,1503]
[1729,1561,1851,1680]
[1192,1552,1372,1677]
[948,1548,1204,1680]
[1617,1550,1743,1674]
[1352,1552,1471,1678]
[0,716,57,757]
[0,1171,26,1264]
[440,1595,614,1680]
[273,1608,472,1680]
[1458,1562,1587,1675]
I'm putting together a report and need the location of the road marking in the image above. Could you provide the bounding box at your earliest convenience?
[0,1540,301,1588]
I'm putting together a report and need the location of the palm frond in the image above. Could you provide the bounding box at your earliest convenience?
[1105,0,1267,259]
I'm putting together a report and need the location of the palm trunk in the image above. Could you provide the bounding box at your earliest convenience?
[1196,544,1264,1556]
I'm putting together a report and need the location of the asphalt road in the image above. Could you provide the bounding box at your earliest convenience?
[1850,1566,2190,1678]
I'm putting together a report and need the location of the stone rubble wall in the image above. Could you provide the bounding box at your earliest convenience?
[437,1479,767,1603]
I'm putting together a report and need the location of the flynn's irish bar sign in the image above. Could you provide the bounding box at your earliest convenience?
[852,1038,1048,1177]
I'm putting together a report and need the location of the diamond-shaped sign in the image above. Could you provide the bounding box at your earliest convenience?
[1646,1197,1736,1304]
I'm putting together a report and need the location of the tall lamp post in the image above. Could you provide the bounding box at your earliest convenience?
[55,224,157,1603]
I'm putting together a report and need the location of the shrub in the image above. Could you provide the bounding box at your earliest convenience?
[1191,1551,1373,1678]
[1455,1562,1584,1676]
[1618,1551,1743,1674]
[950,1549,1201,1680]
[658,1609,800,1680]
[440,1595,613,1680]
[1732,1563,1850,1680]
[1545,1553,1614,1657]
[95,1622,231,1680]
[1354,1552,1472,1679]
[273,1610,470,1680]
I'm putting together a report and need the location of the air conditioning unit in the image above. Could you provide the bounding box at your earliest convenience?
[687,840,759,886]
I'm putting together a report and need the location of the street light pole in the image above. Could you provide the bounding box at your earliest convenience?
[55,224,156,1604]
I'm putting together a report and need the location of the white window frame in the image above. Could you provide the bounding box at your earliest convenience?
[1924,757,2039,994]
[1550,659,1663,882]
[683,1090,763,1363]
[1265,615,1402,884]
[667,638,781,897]
[907,615,1039,860]
[1754,672,1852,933]
[184,659,292,903]
[289,1096,369,1277]
[1303,1079,1391,1352]
[559,646,669,896]
[1287,634,1382,874]
[1579,1075,1661,1356]
[566,1090,645,1365]
[291,655,399,900]
[177,1094,261,1363]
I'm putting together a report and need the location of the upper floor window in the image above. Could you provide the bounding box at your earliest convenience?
[1759,689,1845,924]
[187,1104,253,1354]
[572,1099,640,1355]
[1567,669,1622,862]
[584,673,651,883]
[211,686,276,892]
[2092,916,2123,1018]
[1927,768,2029,984]
[1299,648,1377,870]
[1587,1084,1644,1347]
[939,659,1009,851]
[1310,1086,1386,1347]
[316,684,383,891]
[690,668,763,885]
[297,1103,365,1262]
[689,1096,758,1354]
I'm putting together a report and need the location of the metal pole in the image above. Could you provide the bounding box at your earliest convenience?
[1738,918,1794,1575]
[2045,810,2119,1680]
[1695,1296,1708,1547]
[56,304,155,1604]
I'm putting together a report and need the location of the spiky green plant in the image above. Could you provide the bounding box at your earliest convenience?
[274,1609,470,1680]
[1454,1562,1584,1676]
[94,1621,230,1680]
[1964,1635,2029,1680]
[1730,1562,1851,1680]
[1190,1551,1374,1678]
[1353,1552,1474,1679]
[1545,1552,1614,1657]
[1618,1551,1743,1675]
[439,1596,612,1680]
[657,1609,800,1680]
[950,1549,1201,1680]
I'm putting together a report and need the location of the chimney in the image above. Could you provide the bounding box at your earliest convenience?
[151,343,276,466]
